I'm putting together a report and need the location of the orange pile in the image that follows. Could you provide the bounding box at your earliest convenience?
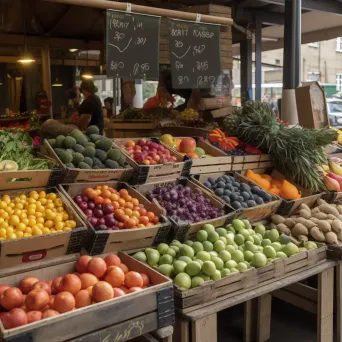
[0,254,150,329]
[245,169,301,200]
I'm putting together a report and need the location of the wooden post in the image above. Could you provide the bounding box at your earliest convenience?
[337,263,342,342]
[317,267,334,342]
[41,45,53,117]
[191,314,217,342]
[257,294,272,342]
[244,299,257,342]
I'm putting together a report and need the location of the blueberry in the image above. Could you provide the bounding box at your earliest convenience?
[217,181,225,188]
[241,202,248,208]
[232,201,242,209]
[240,184,251,192]
[232,182,241,188]
[222,196,231,204]
[241,191,250,200]
[255,197,264,205]
[251,186,261,193]
[230,193,239,201]
[208,177,216,185]
[224,190,232,197]
[247,200,257,207]
[228,176,235,183]
[237,196,244,202]
[203,181,211,188]
[226,184,234,192]
[234,187,240,192]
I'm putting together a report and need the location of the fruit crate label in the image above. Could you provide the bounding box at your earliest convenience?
[153,223,172,246]
[106,10,160,80]
[168,19,221,89]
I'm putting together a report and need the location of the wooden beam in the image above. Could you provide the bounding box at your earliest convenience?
[46,5,74,34]
[0,34,102,50]
[41,45,53,117]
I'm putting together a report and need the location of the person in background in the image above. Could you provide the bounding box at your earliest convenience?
[78,80,104,134]
[104,97,114,118]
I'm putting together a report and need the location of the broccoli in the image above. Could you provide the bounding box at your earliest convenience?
[70,129,88,146]
[95,149,107,162]
[78,162,92,169]
[83,146,96,158]
[107,148,122,162]
[65,163,75,168]
[83,157,94,167]
[89,134,104,143]
[95,138,113,152]
[73,144,85,154]
[55,135,65,148]
[59,150,73,164]
[72,152,84,166]
[84,142,95,148]
[106,159,120,169]
[47,139,56,148]
[63,136,77,149]
[86,125,100,136]
[92,157,103,168]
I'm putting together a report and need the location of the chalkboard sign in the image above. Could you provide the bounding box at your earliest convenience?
[106,10,160,80]
[169,20,221,89]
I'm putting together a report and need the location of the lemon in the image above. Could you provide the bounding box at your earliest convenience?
[19,194,26,201]
[27,208,36,216]
[35,212,43,218]
[69,220,77,228]
[0,202,7,209]
[23,233,31,237]
[47,193,57,201]
[14,209,22,216]
[45,210,56,220]
[32,227,43,236]
[7,233,17,240]
[46,203,54,210]
[0,222,8,229]
[44,220,53,228]
[36,217,44,224]
[39,191,46,198]
[2,195,11,203]
[16,231,24,238]
[63,227,72,231]
[9,215,20,226]
[56,207,63,213]
[54,215,63,223]
[28,198,36,204]
[28,219,36,227]
[54,199,63,207]
[62,213,69,221]
[16,223,26,232]
[0,228,6,238]
[40,198,47,205]
[1,212,8,220]
[25,227,32,234]
[0,218,4,224]
[55,222,64,231]
[21,218,29,226]
[42,227,50,234]
[29,192,39,200]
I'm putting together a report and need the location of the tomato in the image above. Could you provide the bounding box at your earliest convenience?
[117,222,124,229]
[124,219,136,229]
[137,224,145,228]
[119,189,129,197]
[146,223,154,227]
[125,271,143,289]
[124,208,133,217]
[123,194,132,202]
[110,194,119,201]
[124,202,134,210]
[103,198,111,205]
[131,198,139,207]
[114,209,125,221]
[139,208,147,216]
[139,216,149,225]
[87,190,97,200]
[118,199,126,207]
[152,216,159,224]
[112,201,120,209]
[95,186,102,191]
[102,190,111,199]
[132,210,140,219]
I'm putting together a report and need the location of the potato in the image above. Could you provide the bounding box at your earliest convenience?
[297,235,308,243]
[325,232,338,244]
[317,198,327,206]
[312,212,328,220]
[336,205,342,214]
[299,203,311,213]
[327,220,334,226]
[327,214,337,220]
[309,217,320,224]
[283,218,296,228]
[295,217,307,225]
[311,207,321,215]
[310,227,326,242]
[302,220,316,229]
[292,223,309,237]
[317,220,331,233]
[332,220,342,234]
[269,223,278,230]
[318,204,340,217]
[277,223,291,235]
[299,209,311,219]
[289,236,301,246]
[271,215,285,225]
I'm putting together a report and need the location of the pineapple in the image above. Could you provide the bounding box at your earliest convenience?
[223,113,238,136]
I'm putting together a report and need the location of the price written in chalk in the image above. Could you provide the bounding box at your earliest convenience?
[106,10,160,79]
[168,20,221,89]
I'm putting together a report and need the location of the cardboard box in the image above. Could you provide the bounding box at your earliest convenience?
[59,182,172,255]
[0,252,174,342]
[134,177,237,241]
[192,172,281,222]
[42,140,133,183]
[296,81,329,129]
[0,187,86,269]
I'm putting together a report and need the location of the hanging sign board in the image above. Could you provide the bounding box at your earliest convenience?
[106,10,160,80]
[168,19,221,89]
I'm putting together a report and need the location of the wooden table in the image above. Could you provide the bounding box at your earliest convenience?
[174,260,336,342]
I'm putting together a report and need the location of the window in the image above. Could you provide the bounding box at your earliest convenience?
[337,38,342,52]
[307,72,320,82]
[337,73,342,91]
[308,42,319,48]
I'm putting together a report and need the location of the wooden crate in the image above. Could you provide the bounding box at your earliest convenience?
[59,182,172,255]
[42,140,133,183]
[174,244,327,310]
[134,177,237,242]
[231,154,273,172]
[192,172,282,222]
[241,168,323,216]
[113,138,192,184]
[161,137,232,174]
[0,155,63,191]
[107,119,159,130]
[0,252,175,342]
[0,186,86,269]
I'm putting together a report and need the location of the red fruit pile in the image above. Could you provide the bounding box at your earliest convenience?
[74,185,159,231]
[122,139,178,165]
[0,254,151,329]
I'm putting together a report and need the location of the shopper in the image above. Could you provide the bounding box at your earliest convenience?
[78,80,104,134]
[104,97,114,118]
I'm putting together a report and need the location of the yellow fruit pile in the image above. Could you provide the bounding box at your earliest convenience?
[0,191,77,240]
[176,108,199,121]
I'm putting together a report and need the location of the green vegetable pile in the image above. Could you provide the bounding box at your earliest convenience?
[225,101,338,192]
[0,131,50,171]
[48,125,126,170]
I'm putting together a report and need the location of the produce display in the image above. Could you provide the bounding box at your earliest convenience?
[208,128,263,156]
[73,185,159,231]
[331,126,342,145]
[48,125,126,170]
[176,108,199,121]
[269,199,342,245]
[161,135,213,159]
[0,254,152,329]
[245,170,301,200]
[0,131,50,171]
[320,160,342,191]
[224,102,337,192]
[145,183,225,223]
[120,138,178,165]
[133,219,317,290]
[0,190,77,240]
[202,174,272,210]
